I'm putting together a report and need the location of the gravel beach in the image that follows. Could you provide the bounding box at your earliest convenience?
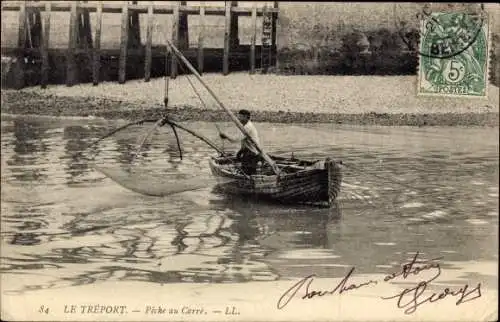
[2,74,499,126]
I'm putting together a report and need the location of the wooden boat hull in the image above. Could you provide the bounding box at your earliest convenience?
[209,155,342,207]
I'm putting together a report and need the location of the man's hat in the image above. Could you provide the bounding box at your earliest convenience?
[238,109,251,117]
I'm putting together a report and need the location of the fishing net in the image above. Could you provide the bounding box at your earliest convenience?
[81,118,232,197]
[93,165,231,197]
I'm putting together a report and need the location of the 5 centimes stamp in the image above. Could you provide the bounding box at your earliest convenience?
[417,10,490,97]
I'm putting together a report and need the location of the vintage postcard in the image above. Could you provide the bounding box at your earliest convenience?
[1,2,498,322]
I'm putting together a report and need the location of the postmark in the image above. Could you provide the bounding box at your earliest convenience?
[417,11,490,97]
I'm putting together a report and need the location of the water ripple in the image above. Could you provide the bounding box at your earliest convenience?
[1,116,498,294]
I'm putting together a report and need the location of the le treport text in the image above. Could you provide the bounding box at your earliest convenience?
[64,305,127,314]
[64,304,240,315]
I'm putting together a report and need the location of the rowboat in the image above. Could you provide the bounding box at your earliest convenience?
[209,154,342,207]
[88,40,343,207]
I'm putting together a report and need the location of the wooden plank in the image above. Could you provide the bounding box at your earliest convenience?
[41,2,51,88]
[1,47,245,57]
[92,1,103,86]
[66,1,78,87]
[197,2,205,74]
[1,2,279,15]
[144,1,153,82]
[250,4,257,75]
[118,1,129,84]
[2,47,254,59]
[2,4,276,16]
[170,1,179,78]
[223,1,231,75]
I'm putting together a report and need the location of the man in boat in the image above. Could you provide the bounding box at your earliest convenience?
[219,109,261,175]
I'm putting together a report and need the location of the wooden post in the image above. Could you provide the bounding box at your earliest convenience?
[271,1,278,68]
[118,1,129,84]
[129,1,141,48]
[41,2,51,88]
[223,1,231,75]
[261,5,272,74]
[25,11,33,49]
[81,4,93,49]
[92,1,103,86]
[144,1,153,82]
[66,1,78,86]
[17,2,27,49]
[178,1,189,49]
[77,10,84,47]
[15,1,26,89]
[197,2,205,74]
[250,4,257,74]
[170,1,179,78]
[28,8,43,49]
[229,1,239,49]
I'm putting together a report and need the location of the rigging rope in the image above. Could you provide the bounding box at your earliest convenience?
[174,56,226,154]
[184,73,225,153]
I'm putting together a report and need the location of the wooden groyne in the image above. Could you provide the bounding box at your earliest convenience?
[1,1,279,89]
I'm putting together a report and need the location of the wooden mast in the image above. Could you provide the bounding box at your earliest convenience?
[164,39,280,175]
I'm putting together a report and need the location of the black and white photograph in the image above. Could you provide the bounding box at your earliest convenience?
[1,1,498,321]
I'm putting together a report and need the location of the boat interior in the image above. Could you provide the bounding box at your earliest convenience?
[214,154,325,175]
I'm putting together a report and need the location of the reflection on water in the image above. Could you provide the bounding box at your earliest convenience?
[63,125,92,184]
[1,115,498,295]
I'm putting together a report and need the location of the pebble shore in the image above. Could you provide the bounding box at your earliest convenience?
[2,74,499,126]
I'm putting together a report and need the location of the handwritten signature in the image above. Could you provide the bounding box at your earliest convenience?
[277,252,482,314]
[277,267,377,309]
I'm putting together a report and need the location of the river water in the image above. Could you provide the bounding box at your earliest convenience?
[1,115,498,296]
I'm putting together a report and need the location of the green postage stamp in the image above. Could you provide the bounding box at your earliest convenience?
[418,11,490,97]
